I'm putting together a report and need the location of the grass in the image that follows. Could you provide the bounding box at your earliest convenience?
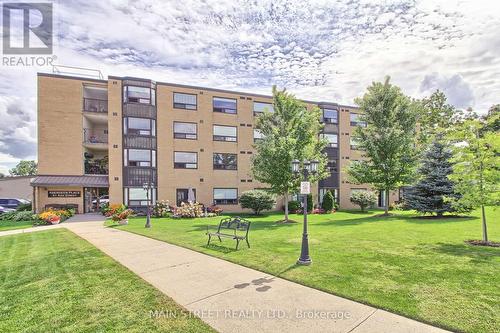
[111,208,500,333]
[0,220,33,231]
[0,229,215,332]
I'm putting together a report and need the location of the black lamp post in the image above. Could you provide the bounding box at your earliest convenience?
[292,159,319,265]
[143,182,153,228]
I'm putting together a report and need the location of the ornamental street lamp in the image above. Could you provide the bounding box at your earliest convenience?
[143,181,154,228]
[292,159,319,265]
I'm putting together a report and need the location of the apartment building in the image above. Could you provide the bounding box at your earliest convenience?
[31,72,399,214]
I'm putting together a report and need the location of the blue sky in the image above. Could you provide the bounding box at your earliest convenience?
[0,0,499,174]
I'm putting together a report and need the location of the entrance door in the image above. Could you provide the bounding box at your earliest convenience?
[84,188,109,213]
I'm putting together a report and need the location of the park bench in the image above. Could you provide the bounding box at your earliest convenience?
[206,217,251,250]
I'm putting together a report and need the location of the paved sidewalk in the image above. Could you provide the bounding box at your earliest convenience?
[56,219,449,333]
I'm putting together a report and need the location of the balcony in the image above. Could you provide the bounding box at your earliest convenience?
[123,167,157,186]
[83,98,107,113]
[123,103,156,119]
[84,157,108,175]
[83,128,108,150]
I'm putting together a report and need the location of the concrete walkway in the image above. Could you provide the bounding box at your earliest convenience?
[0,217,450,333]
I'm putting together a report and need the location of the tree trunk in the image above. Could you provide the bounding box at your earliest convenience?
[481,205,488,242]
[385,189,390,215]
[284,191,289,222]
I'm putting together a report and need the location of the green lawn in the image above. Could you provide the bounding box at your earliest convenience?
[112,208,500,333]
[0,229,214,332]
[0,220,33,232]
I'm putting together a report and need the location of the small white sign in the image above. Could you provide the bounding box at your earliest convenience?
[300,181,311,194]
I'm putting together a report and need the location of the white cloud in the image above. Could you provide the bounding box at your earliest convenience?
[1,0,499,173]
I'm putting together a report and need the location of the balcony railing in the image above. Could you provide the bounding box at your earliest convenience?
[83,128,108,144]
[124,135,156,149]
[123,167,157,186]
[83,98,108,113]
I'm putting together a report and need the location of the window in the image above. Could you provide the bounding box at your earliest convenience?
[213,153,237,170]
[124,117,155,136]
[213,97,237,114]
[350,113,367,127]
[378,190,387,207]
[173,92,197,110]
[173,122,197,139]
[322,133,338,148]
[174,152,197,169]
[125,149,154,167]
[124,86,155,105]
[350,137,361,150]
[253,129,264,142]
[126,187,154,206]
[213,125,237,142]
[322,108,338,124]
[176,188,196,206]
[253,102,274,115]
[213,188,238,205]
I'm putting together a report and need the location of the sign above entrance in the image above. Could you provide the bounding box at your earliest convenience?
[48,191,81,198]
[300,182,311,195]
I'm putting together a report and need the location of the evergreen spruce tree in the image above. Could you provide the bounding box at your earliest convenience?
[405,138,458,216]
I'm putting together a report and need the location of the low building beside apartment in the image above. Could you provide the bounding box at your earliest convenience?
[32,72,399,214]
[0,176,34,201]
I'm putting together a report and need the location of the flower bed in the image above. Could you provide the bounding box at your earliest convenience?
[36,208,76,225]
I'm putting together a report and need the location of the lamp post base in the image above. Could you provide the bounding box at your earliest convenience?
[296,257,312,265]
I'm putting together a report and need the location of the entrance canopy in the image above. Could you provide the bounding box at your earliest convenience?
[30,175,109,187]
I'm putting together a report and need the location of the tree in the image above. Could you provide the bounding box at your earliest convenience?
[350,191,377,212]
[347,77,419,215]
[252,86,328,222]
[9,160,37,176]
[447,116,499,242]
[405,137,462,216]
[321,190,334,212]
[239,190,275,215]
[417,90,456,144]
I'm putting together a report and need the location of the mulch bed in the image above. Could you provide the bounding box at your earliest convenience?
[465,240,500,247]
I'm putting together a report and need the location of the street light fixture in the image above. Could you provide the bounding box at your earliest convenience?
[143,181,153,228]
[292,159,319,265]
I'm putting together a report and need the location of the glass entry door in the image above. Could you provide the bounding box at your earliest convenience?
[84,188,108,213]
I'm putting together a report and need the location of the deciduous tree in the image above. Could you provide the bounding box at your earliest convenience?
[252,86,328,222]
[347,77,419,215]
[9,160,37,176]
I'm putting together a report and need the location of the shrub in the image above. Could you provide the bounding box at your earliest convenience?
[0,210,36,221]
[16,202,32,211]
[239,190,275,215]
[287,200,301,212]
[152,200,171,218]
[350,191,377,212]
[172,202,204,218]
[102,203,126,217]
[111,209,134,222]
[206,205,223,216]
[321,191,335,212]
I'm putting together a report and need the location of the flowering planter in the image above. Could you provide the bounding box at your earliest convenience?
[118,219,128,225]
[49,219,60,225]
